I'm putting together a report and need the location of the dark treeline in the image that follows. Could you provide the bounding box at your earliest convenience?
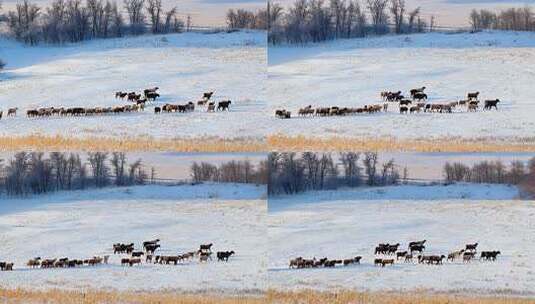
[470,6,535,32]
[269,152,405,195]
[269,0,430,44]
[0,152,150,196]
[190,159,268,185]
[3,0,184,45]
[226,7,268,30]
[443,158,535,185]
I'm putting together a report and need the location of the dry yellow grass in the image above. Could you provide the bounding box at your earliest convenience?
[1,289,533,304]
[0,289,266,304]
[268,135,535,152]
[0,135,267,153]
[2,134,534,153]
[267,290,535,304]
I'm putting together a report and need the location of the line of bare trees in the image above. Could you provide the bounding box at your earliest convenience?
[268,0,429,44]
[443,158,535,185]
[269,152,404,195]
[4,0,184,45]
[190,159,268,185]
[470,6,535,32]
[0,152,150,196]
[226,7,267,30]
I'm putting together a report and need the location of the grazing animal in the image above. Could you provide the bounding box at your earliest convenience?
[0,262,14,271]
[408,240,426,248]
[146,92,160,101]
[484,99,500,110]
[343,256,362,266]
[467,92,480,100]
[217,100,232,111]
[27,257,41,268]
[275,109,291,119]
[413,92,427,101]
[217,251,235,262]
[289,257,303,269]
[409,106,420,113]
[465,242,478,252]
[203,91,214,100]
[374,258,383,266]
[381,259,394,267]
[410,244,425,254]
[129,258,141,266]
[7,108,18,116]
[396,251,408,260]
[154,107,161,114]
[481,251,501,261]
[199,252,212,262]
[468,103,478,112]
[207,102,216,112]
[399,99,412,106]
[447,249,465,262]
[410,87,426,97]
[463,252,476,262]
[131,251,144,257]
[428,255,446,265]
[199,243,213,252]
[400,106,408,114]
[145,244,160,254]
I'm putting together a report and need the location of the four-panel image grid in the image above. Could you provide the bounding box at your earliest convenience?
[1,0,535,303]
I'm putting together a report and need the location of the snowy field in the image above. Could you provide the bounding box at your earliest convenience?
[0,31,267,141]
[0,184,267,294]
[268,31,535,143]
[269,183,522,211]
[268,191,535,296]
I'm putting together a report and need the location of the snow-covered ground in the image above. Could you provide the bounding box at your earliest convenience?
[268,192,535,296]
[268,31,535,143]
[269,183,521,212]
[0,184,267,294]
[0,31,267,141]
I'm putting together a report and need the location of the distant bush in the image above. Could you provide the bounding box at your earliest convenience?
[226,7,267,30]
[190,159,268,185]
[443,158,535,185]
[470,6,535,32]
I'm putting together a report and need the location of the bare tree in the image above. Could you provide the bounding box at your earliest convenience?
[88,152,109,187]
[363,152,378,186]
[389,0,404,34]
[340,152,361,186]
[7,0,41,44]
[367,0,389,34]
[123,0,145,34]
[145,0,161,33]
[407,6,419,33]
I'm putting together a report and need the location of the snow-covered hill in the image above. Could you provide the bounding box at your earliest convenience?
[268,31,535,143]
[0,31,267,141]
[268,196,535,296]
[0,184,267,294]
[269,183,521,212]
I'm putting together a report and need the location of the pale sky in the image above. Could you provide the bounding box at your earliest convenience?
[274,0,535,27]
[0,0,266,26]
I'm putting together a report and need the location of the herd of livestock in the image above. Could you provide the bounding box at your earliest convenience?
[288,240,501,269]
[0,239,235,272]
[0,89,233,121]
[275,87,501,119]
